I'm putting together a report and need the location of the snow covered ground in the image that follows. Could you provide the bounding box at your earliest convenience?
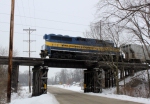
[10,87,59,104]
[52,84,150,104]
[10,85,150,104]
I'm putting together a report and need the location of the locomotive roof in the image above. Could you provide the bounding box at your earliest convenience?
[44,34,113,43]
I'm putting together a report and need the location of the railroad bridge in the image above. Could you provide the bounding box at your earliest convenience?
[0,56,149,96]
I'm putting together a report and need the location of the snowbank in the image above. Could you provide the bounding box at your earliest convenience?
[10,87,59,104]
[10,85,150,104]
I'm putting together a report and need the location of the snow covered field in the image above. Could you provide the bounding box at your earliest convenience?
[10,85,150,104]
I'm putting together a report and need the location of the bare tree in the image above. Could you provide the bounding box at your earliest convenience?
[0,46,9,104]
[84,21,126,94]
[0,46,18,103]
[18,71,29,86]
[96,0,150,97]
[52,69,84,85]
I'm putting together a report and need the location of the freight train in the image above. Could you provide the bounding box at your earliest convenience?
[40,34,121,61]
[121,44,150,63]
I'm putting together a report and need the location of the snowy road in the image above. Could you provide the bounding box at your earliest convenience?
[48,86,142,104]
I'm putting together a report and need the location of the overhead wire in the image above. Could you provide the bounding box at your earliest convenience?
[0,21,83,33]
[33,0,37,57]
[0,29,41,36]
[0,2,88,19]
[28,0,32,27]
[20,0,28,56]
[0,1,90,39]
[0,1,86,57]
[20,0,27,27]
[16,0,24,29]
[32,0,37,29]
[0,13,89,27]
[25,0,34,57]
[0,0,92,57]
[16,0,25,54]
[0,0,90,38]
[0,28,85,38]
[0,12,89,35]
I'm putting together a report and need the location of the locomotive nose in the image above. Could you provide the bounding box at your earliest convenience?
[43,34,48,39]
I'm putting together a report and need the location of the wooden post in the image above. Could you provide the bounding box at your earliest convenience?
[7,0,15,103]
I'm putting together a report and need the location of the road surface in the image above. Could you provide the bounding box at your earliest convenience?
[48,86,142,104]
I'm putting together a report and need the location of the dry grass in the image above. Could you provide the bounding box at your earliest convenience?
[0,66,7,104]
[119,78,149,98]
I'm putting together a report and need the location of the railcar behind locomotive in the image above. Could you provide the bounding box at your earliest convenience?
[40,34,120,61]
[121,44,150,62]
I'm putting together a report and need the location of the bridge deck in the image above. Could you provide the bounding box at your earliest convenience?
[0,56,97,68]
[0,56,43,66]
[0,56,149,69]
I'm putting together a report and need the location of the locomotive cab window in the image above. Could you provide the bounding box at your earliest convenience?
[50,35,72,42]
[61,37,72,42]
[96,40,107,46]
[76,38,87,41]
[50,36,61,41]
[96,40,102,43]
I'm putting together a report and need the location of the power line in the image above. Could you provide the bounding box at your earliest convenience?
[27,0,32,27]
[20,0,27,27]
[32,0,36,28]
[32,0,37,57]
[0,12,89,26]
[0,29,43,37]
[0,21,84,33]
[16,0,24,29]
[0,2,88,19]
[16,0,26,53]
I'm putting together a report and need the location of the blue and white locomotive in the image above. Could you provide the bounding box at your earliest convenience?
[40,34,120,60]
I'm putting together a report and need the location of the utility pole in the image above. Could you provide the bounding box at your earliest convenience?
[7,0,15,103]
[99,21,102,40]
[23,28,36,93]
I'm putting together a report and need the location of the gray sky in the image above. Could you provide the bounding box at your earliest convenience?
[0,0,98,77]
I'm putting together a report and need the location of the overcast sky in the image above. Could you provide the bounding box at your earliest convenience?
[0,0,98,77]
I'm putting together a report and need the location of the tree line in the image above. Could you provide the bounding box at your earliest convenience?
[48,69,84,85]
[0,46,18,104]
